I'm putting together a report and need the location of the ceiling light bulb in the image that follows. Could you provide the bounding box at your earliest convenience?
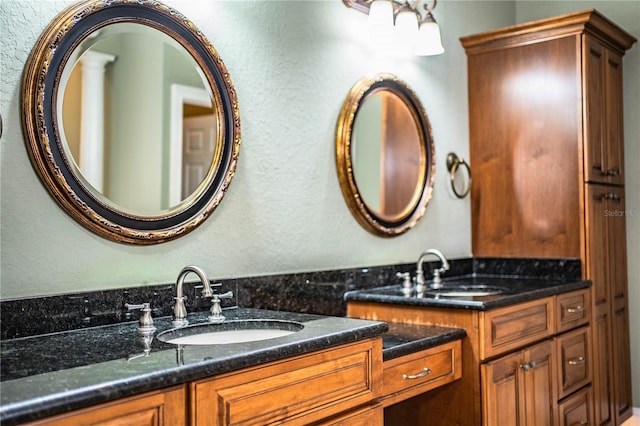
[394,4,419,52]
[415,14,444,56]
[368,0,394,43]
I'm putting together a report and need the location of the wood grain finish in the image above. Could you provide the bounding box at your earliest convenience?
[190,339,382,426]
[349,288,592,426]
[556,326,591,399]
[381,340,461,407]
[482,339,557,426]
[24,385,187,426]
[557,288,590,333]
[466,34,582,258]
[463,9,635,425]
[479,297,555,360]
[559,385,594,426]
[315,403,384,426]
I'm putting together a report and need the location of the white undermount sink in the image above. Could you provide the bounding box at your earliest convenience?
[157,319,304,346]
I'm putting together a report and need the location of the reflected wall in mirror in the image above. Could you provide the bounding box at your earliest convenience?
[22,0,241,244]
[336,73,435,237]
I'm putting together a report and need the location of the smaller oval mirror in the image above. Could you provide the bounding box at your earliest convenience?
[336,73,435,237]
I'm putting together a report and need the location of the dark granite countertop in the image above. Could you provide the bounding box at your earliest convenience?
[382,322,466,361]
[344,274,591,311]
[0,308,387,425]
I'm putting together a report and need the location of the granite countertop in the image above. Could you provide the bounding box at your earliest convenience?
[0,308,388,425]
[381,322,467,361]
[344,274,591,310]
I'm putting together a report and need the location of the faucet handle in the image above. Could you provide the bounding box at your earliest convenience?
[125,302,157,333]
[209,289,234,323]
[396,272,413,296]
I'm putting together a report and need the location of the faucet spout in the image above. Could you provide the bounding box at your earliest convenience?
[416,249,450,291]
[172,265,213,327]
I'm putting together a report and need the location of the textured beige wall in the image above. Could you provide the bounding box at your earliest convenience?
[1,1,515,298]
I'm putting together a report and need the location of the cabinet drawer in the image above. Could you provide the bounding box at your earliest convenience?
[557,326,591,399]
[25,385,187,426]
[382,340,462,407]
[557,289,590,333]
[191,339,382,426]
[315,403,383,426]
[558,385,594,426]
[480,297,555,359]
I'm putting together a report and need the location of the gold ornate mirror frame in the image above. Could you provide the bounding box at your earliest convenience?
[336,73,435,237]
[21,0,240,245]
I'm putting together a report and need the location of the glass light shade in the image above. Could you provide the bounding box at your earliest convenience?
[394,7,419,51]
[415,20,445,56]
[368,0,394,40]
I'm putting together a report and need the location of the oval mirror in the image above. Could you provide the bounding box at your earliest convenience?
[21,0,240,244]
[336,73,435,237]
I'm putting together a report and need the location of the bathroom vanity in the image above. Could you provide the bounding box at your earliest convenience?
[0,307,466,425]
[346,276,592,426]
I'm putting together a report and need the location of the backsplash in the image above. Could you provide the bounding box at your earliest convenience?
[0,257,580,339]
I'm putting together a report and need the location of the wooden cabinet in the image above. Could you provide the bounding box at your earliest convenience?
[348,288,592,426]
[482,339,557,426]
[381,340,462,407]
[557,326,591,400]
[479,297,554,360]
[461,10,636,425]
[27,339,382,426]
[24,385,188,426]
[584,37,625,185]
[559,385,595,426]
[190,339,382,426]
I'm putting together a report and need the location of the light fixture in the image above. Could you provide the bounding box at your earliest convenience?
[343,0,445,56]
[415,6,444,55]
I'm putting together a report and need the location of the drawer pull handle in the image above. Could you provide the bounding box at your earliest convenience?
[580,421,588,425]
[568,356,586,365]
[403,367,431,380]
[566,305,584,313]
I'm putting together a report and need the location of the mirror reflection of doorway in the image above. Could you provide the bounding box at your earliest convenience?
[169,84,217,207]
[182,108,216,199]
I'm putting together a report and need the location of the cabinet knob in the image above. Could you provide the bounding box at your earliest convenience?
[568,356,586,365]
[566,305,584,314]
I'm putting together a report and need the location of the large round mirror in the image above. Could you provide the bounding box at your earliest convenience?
[21,0,240,244]
[336,73,435,237]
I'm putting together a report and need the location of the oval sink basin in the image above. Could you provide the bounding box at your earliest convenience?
[157,319,304,345]
[423,285,507,297]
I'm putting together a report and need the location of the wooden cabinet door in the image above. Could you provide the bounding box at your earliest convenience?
[583,36,625,185]
[25,386,187,426]
[585,184,632,425]
[482,351,522,426]
[482,340,556,426]
[521,340,557,426]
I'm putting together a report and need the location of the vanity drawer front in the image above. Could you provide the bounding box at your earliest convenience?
[381,340,462,407]
[557,288,590,333]
[191,339,382,426]
[556,326,591,399]
[480,297,555,360]
[558,385,594,426]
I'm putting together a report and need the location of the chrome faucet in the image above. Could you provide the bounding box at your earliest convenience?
[416,249,450,292]
[172,265,214,327]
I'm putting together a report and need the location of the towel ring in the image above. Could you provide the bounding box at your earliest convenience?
[446,153,471,199]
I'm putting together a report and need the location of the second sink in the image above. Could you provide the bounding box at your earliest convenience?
[157,319,304,345]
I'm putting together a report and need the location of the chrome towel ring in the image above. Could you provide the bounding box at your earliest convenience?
[446,153,471,199]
